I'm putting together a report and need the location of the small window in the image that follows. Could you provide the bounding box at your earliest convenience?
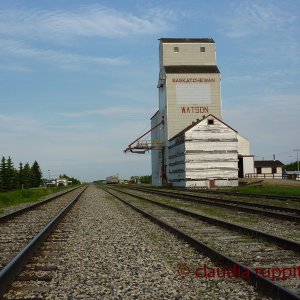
[272,167,277,174]
[207,119,214,125]
[174,47,179,53]
[257,167,262,174]
[200,47,206,52]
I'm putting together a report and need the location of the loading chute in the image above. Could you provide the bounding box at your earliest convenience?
[124,118,164,154]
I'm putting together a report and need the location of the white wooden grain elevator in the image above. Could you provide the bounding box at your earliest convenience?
[151,38,254,188]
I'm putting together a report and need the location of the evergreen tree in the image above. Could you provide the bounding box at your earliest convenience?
[284,161,299,171]
[30,161,42,187]
[18,162,25,189]
[0,156,7,192]
[6,156,16,191]
[0,157,44,191]
[23,163,31,188]
[68,176,81,185]
[140,175,152,184]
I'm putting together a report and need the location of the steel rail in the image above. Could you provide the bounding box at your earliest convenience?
[107,187,300,252]
[0,185,83,223]
[125,186,300,223]
[103,187,300,300]
[0,186,88,297]
[128,186,300,215]
[195,190,300,202]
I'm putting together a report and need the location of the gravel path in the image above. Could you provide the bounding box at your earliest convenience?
[34,184,270,300]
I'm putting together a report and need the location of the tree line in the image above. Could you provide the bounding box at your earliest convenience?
[284,161,299,171]
[0,156,42,192]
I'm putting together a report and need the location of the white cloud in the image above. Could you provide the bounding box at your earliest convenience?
[0,4,175,71]
[0,39,127,68]
[0,114,41,132]
[59,106,154,118]
[221,1,296,38]
[0,5,169,42]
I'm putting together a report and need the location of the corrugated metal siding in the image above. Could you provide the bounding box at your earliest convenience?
[162,43,216,66]
[154,38,247,188]
[166,73,222,139]
[151,112,162,186]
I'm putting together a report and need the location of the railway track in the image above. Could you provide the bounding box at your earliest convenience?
[0,185,88,298]
[103,186,300,299]
[125,186,300,223]
[195,190,300,203]
[118,186,300,243]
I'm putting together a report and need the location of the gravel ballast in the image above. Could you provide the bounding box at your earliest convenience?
[6,184,270,299]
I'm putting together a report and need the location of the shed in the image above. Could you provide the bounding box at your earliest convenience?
[168,114,239,188]
[253,160,284,178]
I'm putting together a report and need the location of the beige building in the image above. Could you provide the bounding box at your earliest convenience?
[157,38,222,140]
[151,38,254,187]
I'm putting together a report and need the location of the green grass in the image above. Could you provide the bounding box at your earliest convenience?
[224,186,300,197]
[0,186,70,210]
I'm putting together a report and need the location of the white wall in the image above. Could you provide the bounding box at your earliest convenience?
[242,156,254,177]
[168,116,238,188]
[237,134,250,155]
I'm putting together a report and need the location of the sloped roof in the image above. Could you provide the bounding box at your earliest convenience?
[164,65,220,74]
[254,160,284,168]
[159,38,215,43]
[150,110,160,120]
[169,114,238,141]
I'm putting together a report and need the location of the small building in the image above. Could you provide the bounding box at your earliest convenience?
[285,171,300,180]
[56,178,68,186]
[246,160,284,179]
[168,115,239,188]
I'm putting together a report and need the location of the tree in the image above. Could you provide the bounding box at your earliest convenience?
[68,176,81,185]
[284,161,299,171]
[0,157,44,191]
[30,161,42,187]
[22,163,31,188]
[6,156,16,190]
[0,156,7,192]
[18,163,25,189]
[140,175,152,184]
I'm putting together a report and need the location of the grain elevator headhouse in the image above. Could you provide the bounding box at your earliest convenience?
[157,38,222,140]
[150,38,254,188]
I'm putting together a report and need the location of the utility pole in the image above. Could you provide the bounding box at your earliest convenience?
[294,149,300,172]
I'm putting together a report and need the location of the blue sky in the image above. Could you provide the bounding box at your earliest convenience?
[0,0,299,181]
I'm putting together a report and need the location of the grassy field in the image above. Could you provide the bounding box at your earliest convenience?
[127,181,300,197]
[0,186,71,213]
[222,183,300,197]
[193,179,299,197]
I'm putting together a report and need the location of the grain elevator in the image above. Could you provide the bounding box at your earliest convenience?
[151,38,254,188]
